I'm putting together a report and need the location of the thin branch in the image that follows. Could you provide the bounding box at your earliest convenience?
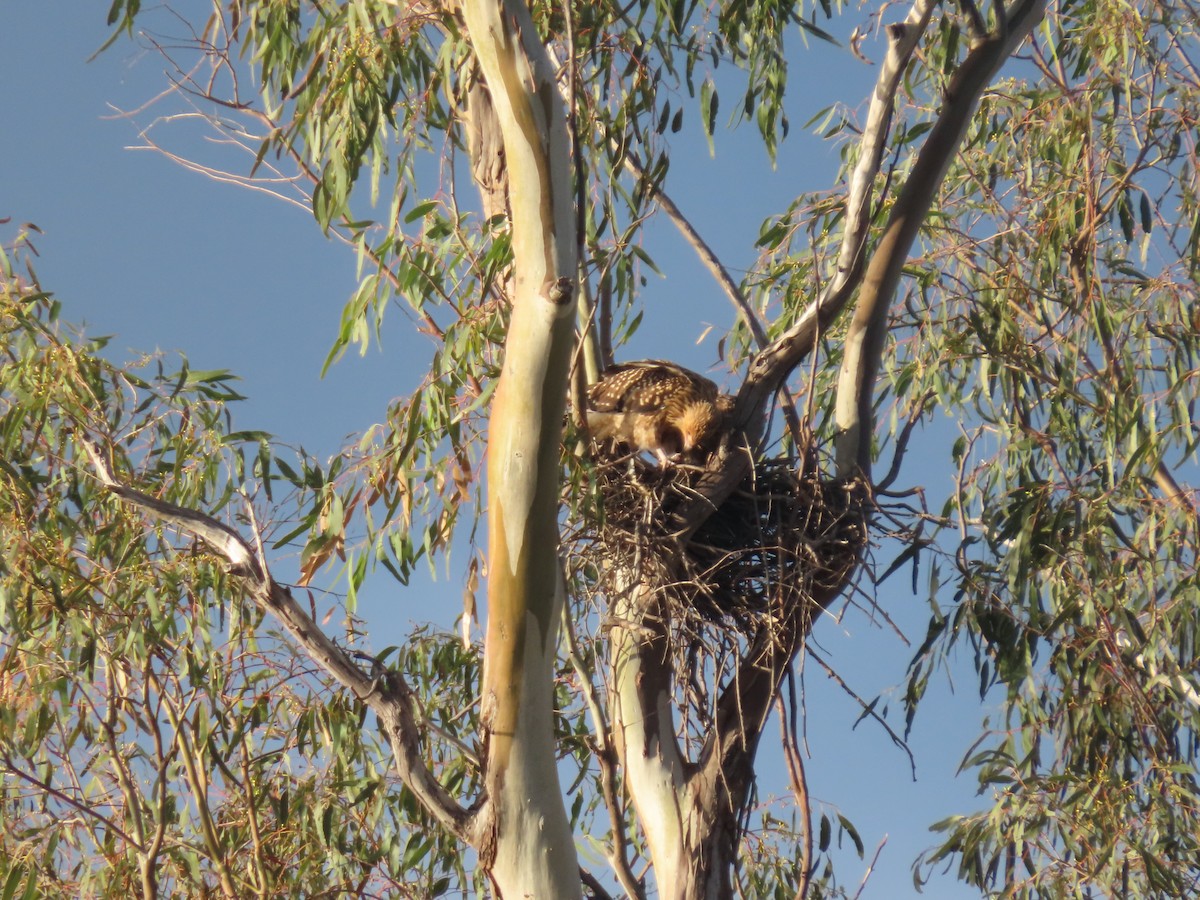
[620,151,768,347]
[157,680,241,900]
[240,733,271,899]
[560,0,602,388]
[101,667,147,851]
[127,125,311,214]
[779,670,813,900]
[114,49,450,341]
[2,752,143,848]
[1152,462,1199,520]
[850,837,889,900]
[619,149,806,444]
[994,0,1009,39]
[874,390,935,492]
[807,647,917,779]
[77,433,476,844]
[597,264,615,368]
[142,662,172,900]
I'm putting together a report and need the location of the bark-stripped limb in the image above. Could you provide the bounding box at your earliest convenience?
[77,435,475,845]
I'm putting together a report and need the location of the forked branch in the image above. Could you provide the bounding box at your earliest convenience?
[701,0,1047,791]
[669,0,939,541]
[834,0,1047,478]
[660,0,1047,879]
[738,0,941,442]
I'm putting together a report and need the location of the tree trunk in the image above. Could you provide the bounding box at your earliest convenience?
[459,0,581,896]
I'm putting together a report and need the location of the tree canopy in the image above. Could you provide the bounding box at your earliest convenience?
[2,0,1199,897]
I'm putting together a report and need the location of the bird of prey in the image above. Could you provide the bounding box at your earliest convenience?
[585,360,733,464]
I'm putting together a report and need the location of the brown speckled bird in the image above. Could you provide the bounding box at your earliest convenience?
[586,360,733,464]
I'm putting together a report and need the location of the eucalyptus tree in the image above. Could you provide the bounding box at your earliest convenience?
[2,0,1198,897]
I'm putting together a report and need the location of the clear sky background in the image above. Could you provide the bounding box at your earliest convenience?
[3,3,1003,896]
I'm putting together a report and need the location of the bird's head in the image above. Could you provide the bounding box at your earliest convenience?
[673,398,728,453]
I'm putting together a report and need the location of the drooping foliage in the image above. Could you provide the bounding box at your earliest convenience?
[0,239,480,895]
[903,7,1200,891]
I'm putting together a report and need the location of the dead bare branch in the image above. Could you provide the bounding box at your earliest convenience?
[778,671,813,900]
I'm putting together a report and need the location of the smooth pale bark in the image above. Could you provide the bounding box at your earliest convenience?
[610,586,690,897]
[610,575,852,899]
[459,0,581,897]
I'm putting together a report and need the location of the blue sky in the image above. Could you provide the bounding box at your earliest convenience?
[2,3,993,896]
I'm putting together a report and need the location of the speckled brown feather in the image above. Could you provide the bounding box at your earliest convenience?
[586,360,730,460]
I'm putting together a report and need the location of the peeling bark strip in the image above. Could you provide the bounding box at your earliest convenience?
[459,0,581,896]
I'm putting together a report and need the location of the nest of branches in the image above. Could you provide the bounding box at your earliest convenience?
[571,445,867,734]
[577,447,867,640]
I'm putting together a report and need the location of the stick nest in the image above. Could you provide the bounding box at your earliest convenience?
[578,450,867,632]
